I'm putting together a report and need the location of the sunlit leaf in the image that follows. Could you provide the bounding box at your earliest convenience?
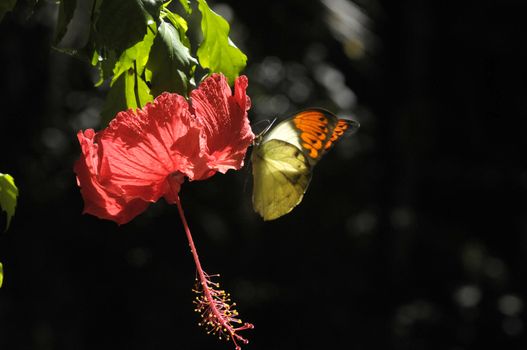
[197,0,247,84]
[0,0,16,22]
[0,173,18,231]
[146,20,197,97]
[0,262,3,288]
[163,8,191,48]
[178,0,191,14]
[91,49,100,66]
[55,0,77,44]
[111,26,156,86]
[128,70,154,109]
[101,68,153,126]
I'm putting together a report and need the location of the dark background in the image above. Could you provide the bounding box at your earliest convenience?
[1,0,527,349]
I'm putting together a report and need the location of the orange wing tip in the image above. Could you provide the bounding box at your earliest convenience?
[324,118,360,150]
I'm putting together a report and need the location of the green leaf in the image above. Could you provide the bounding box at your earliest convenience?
[100,68,153,126]
[95,0,162,55]
[163,9,191,48]
[92,48,118,87]
[0,262,3,288]
[142,0,163,19]
[0,173,18,231]
[55,0,77,44]
[146,20,197,97]
[178,0,192,14]
[111,26,156,86]
[197,0,247,84]
[101,72,127,124]
[123,68,153,109]
[0,0,16,22]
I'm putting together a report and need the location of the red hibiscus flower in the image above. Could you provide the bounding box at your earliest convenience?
[74,74,253,225]
[74,73,255,350]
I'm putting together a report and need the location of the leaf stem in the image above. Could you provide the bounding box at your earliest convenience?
[133,60,142,108]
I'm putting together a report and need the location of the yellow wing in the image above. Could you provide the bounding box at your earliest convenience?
[252,139,312,221]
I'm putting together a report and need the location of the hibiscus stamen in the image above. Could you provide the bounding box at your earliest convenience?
[175,197,253,349]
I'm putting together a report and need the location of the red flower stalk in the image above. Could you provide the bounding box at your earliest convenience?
[74,73,254,348]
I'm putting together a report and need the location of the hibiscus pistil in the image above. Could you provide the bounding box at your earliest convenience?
[175,198,253,349]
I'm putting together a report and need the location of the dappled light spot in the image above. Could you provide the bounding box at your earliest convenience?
[498,294,523,316]
[346,210,377,236]
[454,285,482,308]
[392,300,440,338]
[484,257,507,281]
[321,0,376,60]
[390,206,416,230]
[41,128,67,154]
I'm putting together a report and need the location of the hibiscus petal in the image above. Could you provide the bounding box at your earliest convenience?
[97,93,202,202]
[74,130,150,225]
[190,74,254,176]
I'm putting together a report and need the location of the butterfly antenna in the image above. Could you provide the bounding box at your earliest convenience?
[251,118,277,145]
[261,117,277,135]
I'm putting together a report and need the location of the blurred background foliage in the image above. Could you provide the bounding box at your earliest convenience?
[1,0,527,349]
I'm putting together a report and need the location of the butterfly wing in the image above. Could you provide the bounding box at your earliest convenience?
[252,108,360,221]
[262,108,339,166]
[252,139,312,221]
[324,118,360,151]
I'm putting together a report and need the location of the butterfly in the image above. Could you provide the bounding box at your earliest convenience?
[251,108,360,221]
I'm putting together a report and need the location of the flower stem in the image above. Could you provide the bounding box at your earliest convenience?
[175,196,206,280]
[175,196,253,349]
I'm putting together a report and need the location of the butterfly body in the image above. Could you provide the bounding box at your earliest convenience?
[252,108,359,221]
